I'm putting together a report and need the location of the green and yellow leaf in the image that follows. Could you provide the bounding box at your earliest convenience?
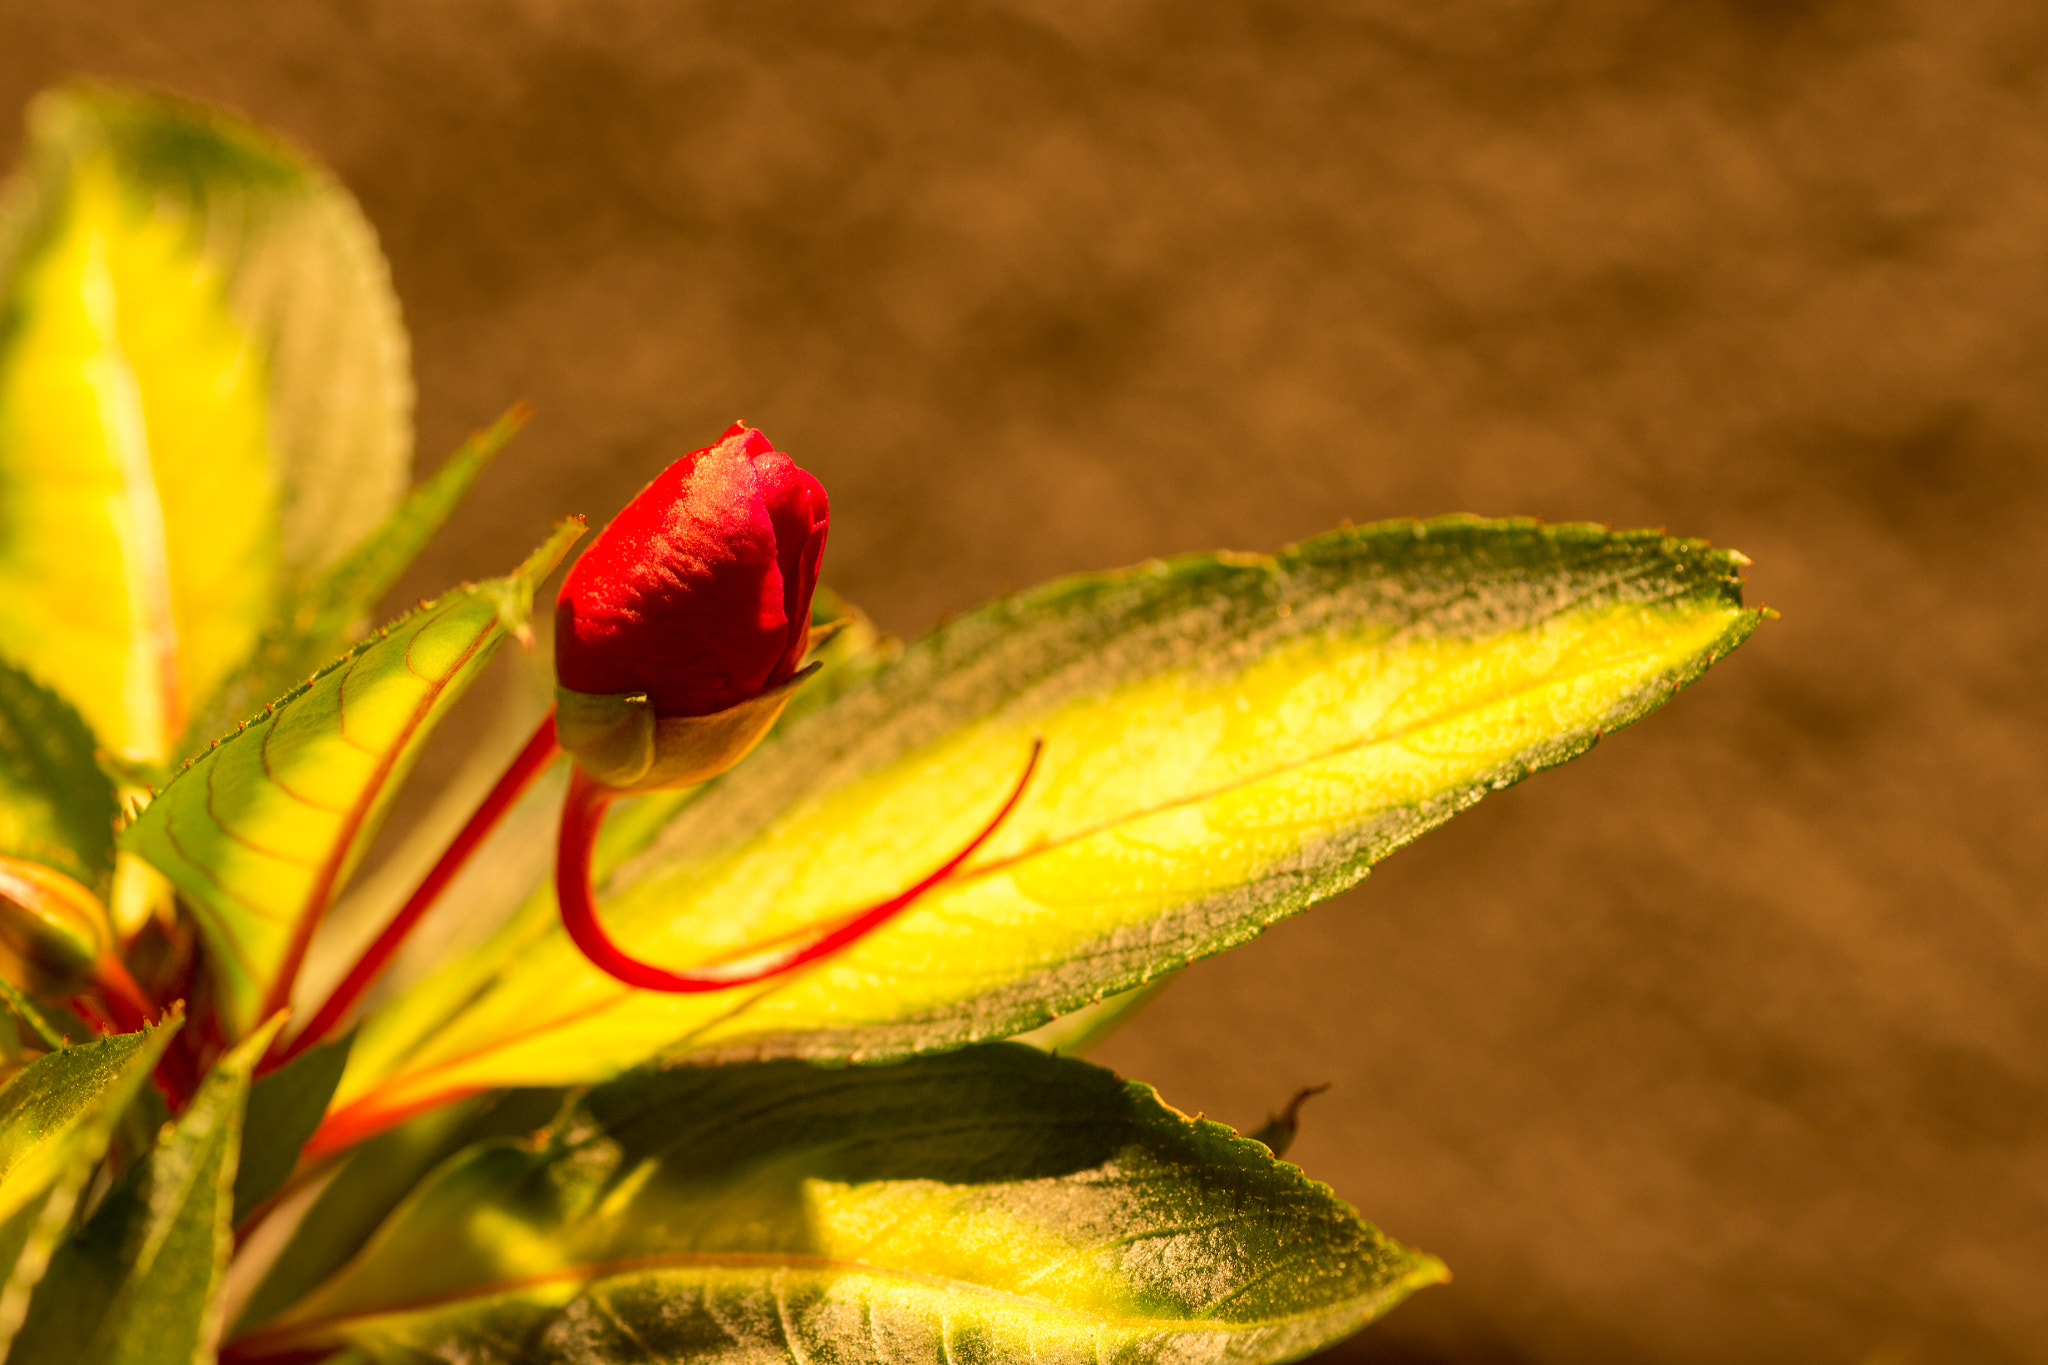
[0,83,411,764]
[1013,975,1176,1056]
[12,1016,279,1365]
[0,659,118,889]
[122,525,581,1037]
[234,1031,352,1224]
[0,1020,179,1354]
[234,1044,1442,1365]
[183,407,526,757]
[331,518,1760,1140]
[232,1089,568,1337]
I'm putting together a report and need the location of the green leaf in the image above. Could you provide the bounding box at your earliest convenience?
[335,596,890,1102]
[183,408,526,757]
[0,1020,180,1353]
[0,980,66,1053]
[233,1088,566,1336]
[232,1044,1442,1365]
[332,518,1760,1136]
[121,524,582,1037]
[233,1031,352,1224]
[0,82,411,764]
[12,1015,280,1365]
[0,660,117,889]
[1013,974,1176,1056]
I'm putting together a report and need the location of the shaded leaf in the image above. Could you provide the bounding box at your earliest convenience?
[331,519,1760,1137]
[233,1031,352,1224]
[0,660,118,890]
[0,980,66,1053]
[184,408,525,756]
[13,1015,279,1365]
[0,1020,180,1352]
[0,82,410,764]
[232,1044,1442,1365]
[122,524,582,1037]
[233,1089,565,1336]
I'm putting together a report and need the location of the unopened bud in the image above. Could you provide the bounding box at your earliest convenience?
[554,423,829,791]
[0,857,114,996]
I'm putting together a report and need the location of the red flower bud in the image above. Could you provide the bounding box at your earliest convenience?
[556,423,828,718]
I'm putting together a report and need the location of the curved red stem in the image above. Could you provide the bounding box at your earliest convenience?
[268,712,563,1070]
[556,740,1043,993]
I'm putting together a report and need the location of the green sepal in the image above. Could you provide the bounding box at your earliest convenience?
[552,687,655,788]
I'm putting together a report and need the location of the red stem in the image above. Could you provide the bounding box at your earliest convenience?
[555,739,1043,993]
[267,712,563,1070]
[154,1031,201,1113]
[91,952,154,1032]
[65,995,116,1035]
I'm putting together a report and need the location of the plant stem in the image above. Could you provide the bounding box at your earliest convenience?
[555,739,1043,993]
[91,951,154,1032]
[267,712,563,1070]
[65,994,115,1034]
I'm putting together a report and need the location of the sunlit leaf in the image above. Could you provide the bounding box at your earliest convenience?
[0,83,410,764]
[0,1020,179,1353]
[233,1044,1442,1365]
[122,525,582,1037]
[184,408,526,757]
[330,519,1759,1139]
[337,594,888,1096]
[0,659,117,889]
[12,1015,279,1365]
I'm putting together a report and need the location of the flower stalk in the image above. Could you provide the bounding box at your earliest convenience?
[267,713,566,1071]
[555,739,1042,994]
[279,423,1036,1081]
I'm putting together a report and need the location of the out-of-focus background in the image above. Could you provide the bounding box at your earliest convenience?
[4,3,2045,1361]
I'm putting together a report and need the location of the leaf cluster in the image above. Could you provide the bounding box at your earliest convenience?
[0,84,1762,1364]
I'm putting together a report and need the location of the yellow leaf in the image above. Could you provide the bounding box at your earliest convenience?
[0,156,273,762]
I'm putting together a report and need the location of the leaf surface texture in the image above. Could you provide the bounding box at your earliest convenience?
[239,1045,1441,1365]
[336,519,1759,1134]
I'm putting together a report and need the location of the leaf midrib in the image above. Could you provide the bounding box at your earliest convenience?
[89,223,185,754]
[332,590,1746,1122]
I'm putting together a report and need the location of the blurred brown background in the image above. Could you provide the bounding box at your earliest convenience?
[4,2,2046,1361]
